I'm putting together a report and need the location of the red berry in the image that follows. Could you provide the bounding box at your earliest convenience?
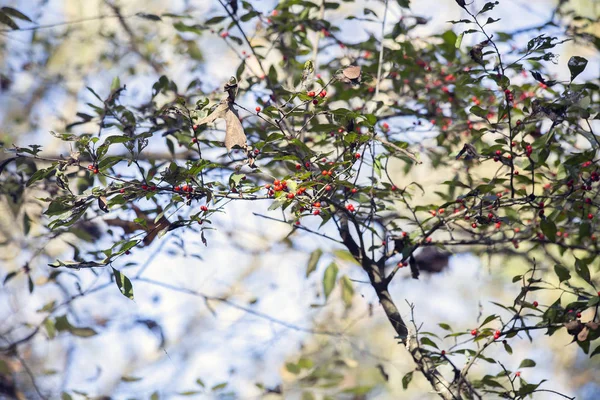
[588,213,594,220]
[355,153,361,159]
[119,188,125,194]
[307,91,316,97]
[515,372,521,377]
[346,204,355,212]
[313,209,320,215]
[313,202,321,208]
[305,162,310,168]
[425,237,432,243]
[312,99,318,105]
[577,312,582,318]
[93,168,99,174]
[391,185,397,191]
[471,329,478,336]
[220,31,229,38]
[255,106,261,112]
[325,185,332,191]
[191,137,198,143]
[533,301,538,308]
[87,164,93,170]
[174,186,180,191]
[319,90,327,98]
[495,150,502,156]
[402,232,408,238]
[201,205,208,212]
[287,193,295,199]
[273,179,280,185]
[142,185,148,190]
[295,164,301,170]
[351,188,358,194]
[150,185,156,191]
[471,223,477,229]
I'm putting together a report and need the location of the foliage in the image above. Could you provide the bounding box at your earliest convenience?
[1,0,600,398]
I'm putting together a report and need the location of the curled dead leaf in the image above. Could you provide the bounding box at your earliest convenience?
[98,196,109,213]
[196,100,247,151]
[565,320,584,336]
[577,326,589,342]
[337,65,362,85]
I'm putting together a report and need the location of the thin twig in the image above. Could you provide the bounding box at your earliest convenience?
[374,0,389,97]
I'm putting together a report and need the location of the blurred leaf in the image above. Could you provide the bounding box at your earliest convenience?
[402,371,413,389]
[340,275,354,308]
[306,249,323,277]
[554,264,571,282]
[519,359,536,368]
[322,263,338,300]
[575,259,591,284]
[0,11,18,29]
[568,56,588,81]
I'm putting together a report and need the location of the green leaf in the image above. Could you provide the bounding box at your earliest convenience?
[112,267,134,300]
[420,337,438,348]
[396,0,410,8]
[0,11,18,29]
[402,371,413,389]
[1,7,31,21]
[540,219,557,242]
[518,359,536,368]
[322,263,338,300]
[438,323,452,331]
[111,76,121,91]
[23,212,32,236]
[3,271,18,285]
[340,275,354,308]
[334,249,360,265]
[205,16,227,25]
[480,314,498,327]
[590,345,600,358]
[136,13,162,21]
[554,264,571,282]
[478,1,499,15]
[455,32,464,49]
[568,56,588,81]
[470,106,487,118]
[121,376,142,382]
[286,362,301,374]
[574,258,591,284]
[211,382,227,391]
[306,249,322,277]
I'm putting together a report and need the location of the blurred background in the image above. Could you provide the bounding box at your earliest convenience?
[1,0,599,399]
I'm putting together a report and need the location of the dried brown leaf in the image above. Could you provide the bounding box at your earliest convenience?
[98,196,109,213]
[224,107,247,150]
[337,65,362,85]
[197,102,229,126]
